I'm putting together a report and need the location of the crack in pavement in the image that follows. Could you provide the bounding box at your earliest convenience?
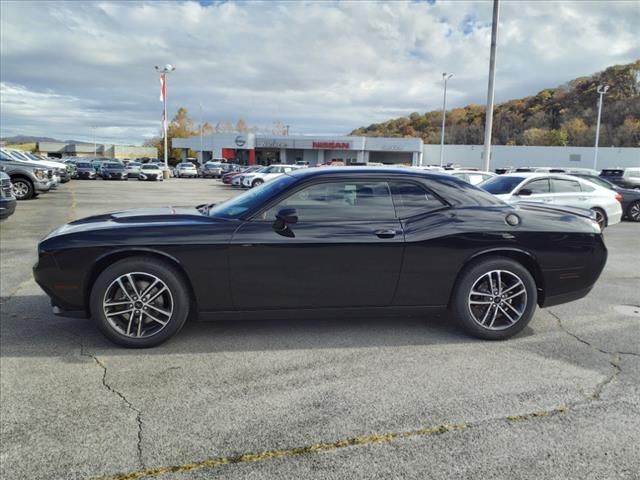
[549,309,624,403]
[79,342,145,470]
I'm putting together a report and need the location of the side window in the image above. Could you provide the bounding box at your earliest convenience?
[522,178,550,194]
[551,178,582,193]
[390,182,446,217]
[261,181,395,221]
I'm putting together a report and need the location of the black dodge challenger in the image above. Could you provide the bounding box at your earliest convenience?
[34,168,607,347]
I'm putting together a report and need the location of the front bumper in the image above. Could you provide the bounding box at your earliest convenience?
[103,172,128,180]
[34,180,52,192]
[0,197,17,220]
[78,171,96,179]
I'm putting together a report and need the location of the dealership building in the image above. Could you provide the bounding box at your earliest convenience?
[172,133,423,166]
[173,133,640,169]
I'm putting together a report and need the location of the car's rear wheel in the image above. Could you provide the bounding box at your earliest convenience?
[626,201,640,222]
[590,207,607,230]
[11,178,34,200]
[451,258,537,340]
[90,257,190,348]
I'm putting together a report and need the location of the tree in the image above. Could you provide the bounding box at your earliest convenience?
[561,118,590,146]
[146,107,198,162]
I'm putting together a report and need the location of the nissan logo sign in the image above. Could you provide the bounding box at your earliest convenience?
[235,135,246,147]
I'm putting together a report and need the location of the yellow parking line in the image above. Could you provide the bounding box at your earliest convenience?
[96,423,467,480]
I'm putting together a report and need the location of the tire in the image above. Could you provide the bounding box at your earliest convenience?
[590,207,607,231]
[89,257,191,348]
[451,257,537,340]
[11,177,34,200]
[252,179,264,188]
[627,201,640,222]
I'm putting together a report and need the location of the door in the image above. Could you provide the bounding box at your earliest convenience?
[549,177,586,209]
[229,180,404,309]
[514,178,552,204]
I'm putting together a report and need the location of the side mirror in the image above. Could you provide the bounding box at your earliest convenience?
[276,208,298,225]
[517,188,532,196]
[272,208,297,237]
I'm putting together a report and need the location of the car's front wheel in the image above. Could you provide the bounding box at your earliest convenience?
[451,257,537,340]
[252,179,264,188]
[11,178,34,200]
[90,257,190,348]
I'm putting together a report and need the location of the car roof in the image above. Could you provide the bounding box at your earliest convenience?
[449,170,494,175]
[287,166,455,181]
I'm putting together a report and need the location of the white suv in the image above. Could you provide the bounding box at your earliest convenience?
[241,164,302,188]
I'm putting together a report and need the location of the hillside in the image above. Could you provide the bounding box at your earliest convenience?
[351,60,640,147]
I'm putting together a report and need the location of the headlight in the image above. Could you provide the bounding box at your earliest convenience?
[34,168,46,180]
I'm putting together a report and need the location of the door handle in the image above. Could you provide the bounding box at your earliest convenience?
[578,197,589,201]
[375,229,397,239]
[542,198,553,203]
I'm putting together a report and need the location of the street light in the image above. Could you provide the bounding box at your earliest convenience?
[155,64,176,168]
[593,84,610,171]
[439,72,453,167]
[199,102,204,164]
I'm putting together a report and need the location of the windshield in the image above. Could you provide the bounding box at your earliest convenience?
[141,165,158,170]
[478,176,525,195]
[104,163,123,169]
[128,162,141,167]
[208,174,297,219]
[77,163,92,168]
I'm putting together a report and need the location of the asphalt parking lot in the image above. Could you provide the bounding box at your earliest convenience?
[1,179,639,480]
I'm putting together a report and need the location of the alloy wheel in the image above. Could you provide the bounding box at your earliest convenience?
[592,209,606,230]
[12,181,29,199]
[628,202,640,222]
[468,270,527,330]
[102,272,173,338]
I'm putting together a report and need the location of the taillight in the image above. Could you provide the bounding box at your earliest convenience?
[615,193,622,203]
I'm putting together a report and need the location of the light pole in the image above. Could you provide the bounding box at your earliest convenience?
[199,102,204,164]
[92,126,97,157]
[285,124,290,136]
[482,0,500,172]
[155,64,176,168]
[593,84,609,171]
[439,73,453,167]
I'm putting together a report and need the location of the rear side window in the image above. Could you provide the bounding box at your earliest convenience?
[551,178,582,193]
[626,170,640,178]
[390,182,446,217]
[521,178,550,194]
[262,181,396,221]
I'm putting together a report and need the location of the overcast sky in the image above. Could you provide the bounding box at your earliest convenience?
[1,0,638,145]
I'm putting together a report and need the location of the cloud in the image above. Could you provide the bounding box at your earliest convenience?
[0,0,638,144]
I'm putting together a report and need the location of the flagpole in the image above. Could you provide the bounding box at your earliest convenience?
[155,64,176,170]
[163,75,168,169]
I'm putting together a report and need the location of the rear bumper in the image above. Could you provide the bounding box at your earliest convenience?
[540,285,594,308]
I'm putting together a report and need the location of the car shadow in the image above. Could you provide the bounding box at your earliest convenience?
[0,294,484,358]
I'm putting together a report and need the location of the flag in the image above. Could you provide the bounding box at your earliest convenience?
[159,74,166,102]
